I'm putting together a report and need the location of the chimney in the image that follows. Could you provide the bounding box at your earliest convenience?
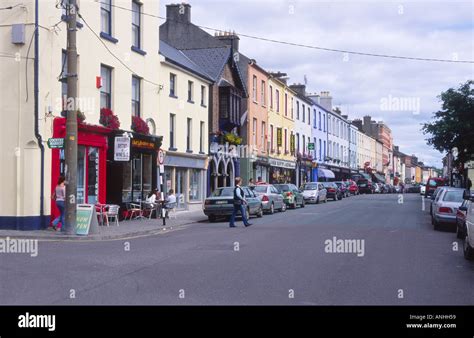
[269,71,289,85]
[289,83,306,96]
[363,115,372,127]
[308,93,320,105]
[319,91,332,111]
[342,114,348,119]
[351,119,363,131]
[215,30,240,52]
[166,3,192,24]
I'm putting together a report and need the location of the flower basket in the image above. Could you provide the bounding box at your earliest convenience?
[131,115,150,135]
[99,108,120,130]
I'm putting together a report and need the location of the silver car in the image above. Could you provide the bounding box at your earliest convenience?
[431,187,465,230]
[301,182,327,204]
[252,184,286,214]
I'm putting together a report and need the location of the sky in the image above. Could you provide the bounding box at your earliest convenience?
[160,0,474,168]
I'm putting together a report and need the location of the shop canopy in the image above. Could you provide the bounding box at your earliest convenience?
[319,168,335,179]
[373,173,386,183]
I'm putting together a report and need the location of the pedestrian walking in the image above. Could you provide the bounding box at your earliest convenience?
[51,176,66,231]
[229,177,252,228]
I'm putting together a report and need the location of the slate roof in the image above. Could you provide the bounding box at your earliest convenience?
[181,47,231,81]
[159,40,213,82]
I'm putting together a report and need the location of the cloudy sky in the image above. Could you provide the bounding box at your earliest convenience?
[161,0,474,167]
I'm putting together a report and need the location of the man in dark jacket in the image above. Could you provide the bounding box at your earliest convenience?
[229,177,252,228]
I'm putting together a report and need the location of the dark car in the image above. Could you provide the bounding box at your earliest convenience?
[348,181,359,195]
[273,183,305,209]
[322,182,343,201]
[425,177,446,198]
[335,181,350,198]
[357,179,374,194]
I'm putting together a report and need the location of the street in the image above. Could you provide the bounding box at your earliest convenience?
[1,193,473,305]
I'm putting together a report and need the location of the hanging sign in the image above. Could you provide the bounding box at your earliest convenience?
[114,137,130,161]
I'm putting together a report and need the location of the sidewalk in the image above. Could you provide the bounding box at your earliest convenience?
[0,210,208,241]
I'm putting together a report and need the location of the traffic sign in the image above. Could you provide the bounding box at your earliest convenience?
[308,143,315,150]
[47,138,64,149]
[158,149,165,165]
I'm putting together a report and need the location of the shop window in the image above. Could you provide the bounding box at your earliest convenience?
[189,169,202,201]
[122,160,132,202]
[142,154,152,198]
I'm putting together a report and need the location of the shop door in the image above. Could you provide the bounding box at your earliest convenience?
[176,168,187,209]
[74,145,99,204]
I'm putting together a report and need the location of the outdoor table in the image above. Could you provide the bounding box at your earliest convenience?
[95,204,108,226]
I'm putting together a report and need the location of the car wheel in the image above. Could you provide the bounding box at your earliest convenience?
[269,202,275,214]
[257,206,263,218]
[463,232,474,260]
[432,216,439,230]
[208,215,216,222]
[301,199,305,208]
[280,202,286,212]
[456,224,464,239]
[316,197,320,204]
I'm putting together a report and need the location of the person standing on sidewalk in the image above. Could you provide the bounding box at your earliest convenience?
[229,177,252,228]
[51,176,66,231]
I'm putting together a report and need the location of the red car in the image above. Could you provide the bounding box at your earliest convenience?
[425,177,446,198]
[348,181,359,195]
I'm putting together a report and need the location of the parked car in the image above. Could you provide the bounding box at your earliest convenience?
[357,179,374,194]
[203,186,263,222]
[420,183,426,196]
[431,187,465,230]
[425,177,446,198]
[335,181,349,198]
[274,183,305,209]
[322,182,343,201]
[429,186,446,216]
[394,185,402,193]
[252,184,286,214]
[461,190,474,260]
[456,193,474,239]
[348,181,359,195]
[301,182,327,204]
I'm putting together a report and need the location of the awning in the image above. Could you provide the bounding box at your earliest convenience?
[318,168,335,179]
[373,173,386,183]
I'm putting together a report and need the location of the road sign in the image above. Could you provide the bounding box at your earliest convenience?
[308,143,315,150]
[47,138,64,149]
[158,149,165,165]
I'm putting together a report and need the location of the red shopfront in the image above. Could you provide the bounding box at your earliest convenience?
[50,118,110,224]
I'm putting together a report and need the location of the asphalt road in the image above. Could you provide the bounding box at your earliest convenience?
[1,193,473,305]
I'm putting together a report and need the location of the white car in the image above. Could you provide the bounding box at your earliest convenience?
[420,184,426,195]
[431,188,464,230]
[461,190,474,260]
[301,182,327,204]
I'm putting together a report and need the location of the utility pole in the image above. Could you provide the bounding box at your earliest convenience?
[64,0,78,234]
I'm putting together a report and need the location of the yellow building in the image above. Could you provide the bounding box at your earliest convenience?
[267,74,296,184]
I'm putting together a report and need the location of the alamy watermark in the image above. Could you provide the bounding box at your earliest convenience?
[380,94,420,115]
[324,236,365,257]
[0,237,38,257]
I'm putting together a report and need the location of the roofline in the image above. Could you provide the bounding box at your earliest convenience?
[161,58,214,84]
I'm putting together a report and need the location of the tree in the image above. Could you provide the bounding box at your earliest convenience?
[422,80,474,168]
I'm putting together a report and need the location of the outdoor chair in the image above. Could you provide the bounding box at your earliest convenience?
[104,205,120,227]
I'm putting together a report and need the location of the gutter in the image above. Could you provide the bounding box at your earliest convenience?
[34,0,45,229]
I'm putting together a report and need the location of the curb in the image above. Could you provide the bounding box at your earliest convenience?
[0,218,207,242]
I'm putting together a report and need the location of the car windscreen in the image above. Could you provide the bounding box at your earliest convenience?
[303,183,318,190]
[254,186,268,193]
[275,185,290,192]
[442,190,464,203]
[211,187,234,197]
[322,183,335,188]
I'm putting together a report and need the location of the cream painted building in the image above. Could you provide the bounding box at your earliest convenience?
[158,40,212,211]
[0,0,162,229]
[267,74,297,184]
[356,129,377,171]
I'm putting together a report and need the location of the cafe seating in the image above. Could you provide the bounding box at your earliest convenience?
[126,202,143,220]
[103,204,120,227]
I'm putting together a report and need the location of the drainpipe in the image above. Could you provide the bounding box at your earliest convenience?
[34,0,45,229]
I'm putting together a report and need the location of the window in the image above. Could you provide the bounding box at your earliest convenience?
[302,104,305,122]
[276,90,280,112]
[131,75,140,117]
[131,1,141,49]
[323,140,326,159]
[296,133,300,153]
[319,112,322,130]
[100,65,112,109]
[291,98,294,119]
[270,125,274,151]
[252,75,257,102]
[170,73,176,97]
[100,0,112,35]
[252,118,257,146]
[188,80,194,102]
[313,137,317,156]
[308,107,311,125]
[323,114,326,131]
[200,85,206,106]
[200,121,204,153]
[189,169,202,201]
[169,114,176,149]
[284,129,288,153]
[269,85,273,109]
[261,121,266,151]
[319,139,322,160]
[313,110,317,128]
[284,93,288,116]
[187,118,192,151]
[296,101,300,120]
[261,80,265,105]
[302,136,306,154]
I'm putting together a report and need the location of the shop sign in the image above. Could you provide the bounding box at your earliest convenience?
[132,139,156,150]
[269,158,296,169]
[308,143,315,150]
[114,137,130,161]
[47,138,64,149]
[76,204,99,236]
